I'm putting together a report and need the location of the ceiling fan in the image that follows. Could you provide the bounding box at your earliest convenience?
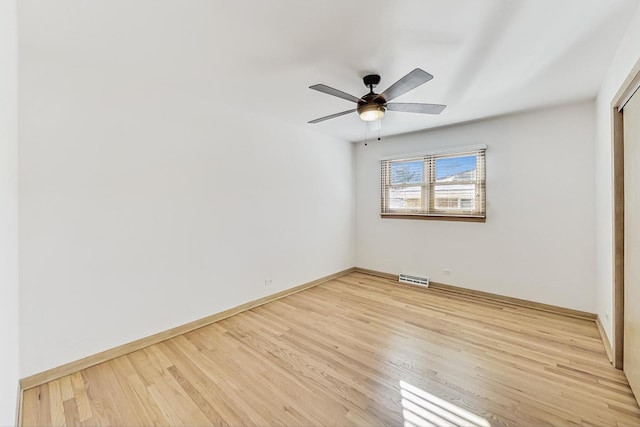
[308,68,446,124]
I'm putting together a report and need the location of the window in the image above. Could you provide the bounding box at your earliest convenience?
[380,146,486,221]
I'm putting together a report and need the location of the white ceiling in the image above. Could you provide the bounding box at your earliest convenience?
[19,0,640,142]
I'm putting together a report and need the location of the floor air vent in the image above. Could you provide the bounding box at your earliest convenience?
[399,274,429,287]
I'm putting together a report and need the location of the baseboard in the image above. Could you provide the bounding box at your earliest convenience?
[352,267,398,281]
[20,267,355,391]
[429,281,596,320]
[596,314,614,364]
[353,267,596,320]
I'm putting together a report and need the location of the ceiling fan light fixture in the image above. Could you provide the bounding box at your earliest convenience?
[358,103,386,121]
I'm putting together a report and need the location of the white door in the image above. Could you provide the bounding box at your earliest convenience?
[624,87,640,404]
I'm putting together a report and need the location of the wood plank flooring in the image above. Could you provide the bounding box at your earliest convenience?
[22,272,640,426]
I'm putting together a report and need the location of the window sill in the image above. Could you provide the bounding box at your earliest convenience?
[380,214,486,223]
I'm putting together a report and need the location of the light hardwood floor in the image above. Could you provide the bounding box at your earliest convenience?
[22,272,640,426]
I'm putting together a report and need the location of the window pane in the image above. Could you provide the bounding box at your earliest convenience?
[391,161,423,185]
[435,155,476,182]
[389,186,422,210]
[433,184,476,211]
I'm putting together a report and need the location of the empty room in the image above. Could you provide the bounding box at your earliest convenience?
[3,0,640,426]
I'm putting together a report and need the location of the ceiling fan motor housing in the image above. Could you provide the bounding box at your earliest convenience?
[357,92,387,121]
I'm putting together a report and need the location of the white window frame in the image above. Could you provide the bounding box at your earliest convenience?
[380,145,486,222]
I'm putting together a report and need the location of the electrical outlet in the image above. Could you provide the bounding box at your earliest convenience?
[443,269,452,276]
[264,279,272,286]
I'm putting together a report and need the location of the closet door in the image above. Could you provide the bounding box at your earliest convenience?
[624,87,640,403]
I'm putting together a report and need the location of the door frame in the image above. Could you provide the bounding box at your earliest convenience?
[612,59,640,370]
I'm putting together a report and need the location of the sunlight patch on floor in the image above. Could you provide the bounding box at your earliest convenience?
[400,380,491,427]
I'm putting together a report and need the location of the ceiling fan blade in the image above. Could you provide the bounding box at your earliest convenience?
[309,84,362,103]
[308,109,356,124]
[380,69,434,102]
[386,103,446,115]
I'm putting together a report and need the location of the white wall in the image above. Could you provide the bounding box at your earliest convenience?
[19,54,355,376]
[595,6,640,342]
[355,101,596,312]
[0,0,19,424]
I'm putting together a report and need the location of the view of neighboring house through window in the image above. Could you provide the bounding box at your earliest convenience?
[380,146,486,220]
